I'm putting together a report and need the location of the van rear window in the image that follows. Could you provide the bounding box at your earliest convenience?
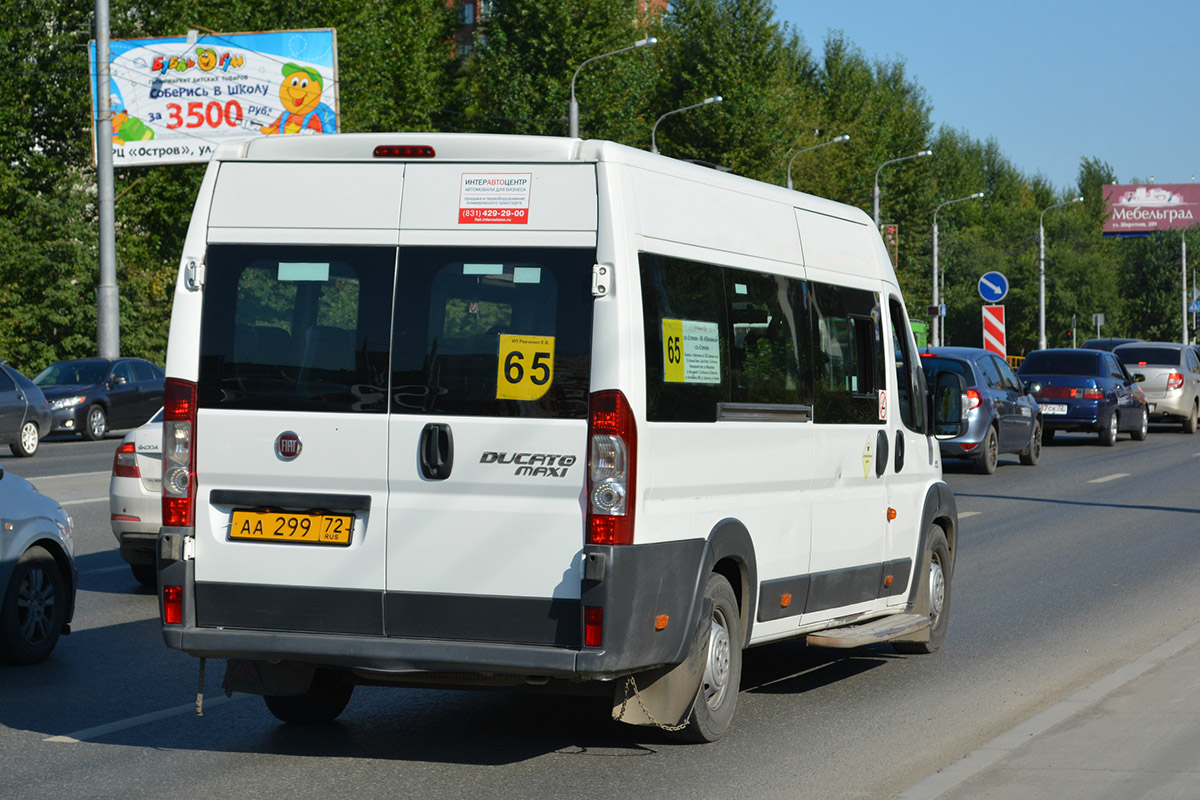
[390,247,594,418]
[199,245,394,413]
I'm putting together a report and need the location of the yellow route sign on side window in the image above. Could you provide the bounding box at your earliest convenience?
[497,334,555,400]
[662,318,721,384]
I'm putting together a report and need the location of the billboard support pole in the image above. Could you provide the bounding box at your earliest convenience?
[1183,234,1189,346]
[95,0,120,359]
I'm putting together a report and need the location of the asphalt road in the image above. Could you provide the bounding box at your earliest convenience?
[2,425,1198,800]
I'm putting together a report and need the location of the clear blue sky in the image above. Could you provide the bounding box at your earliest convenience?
[775,0,1200,192]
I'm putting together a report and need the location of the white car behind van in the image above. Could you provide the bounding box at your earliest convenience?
[157,133,966,742]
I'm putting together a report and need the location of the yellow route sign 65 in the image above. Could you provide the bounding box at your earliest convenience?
[497,334,555,400]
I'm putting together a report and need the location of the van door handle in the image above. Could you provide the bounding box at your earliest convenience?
[894,429,905,473]
[419,423,454,480]
[875,429,889,478]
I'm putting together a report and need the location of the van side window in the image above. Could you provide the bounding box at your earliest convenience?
[810,283,882,424]
[390,247,594,418]
[887,297,925,432]
[198,245,394,413]
[727,269,810,406]
[640,253,731,422]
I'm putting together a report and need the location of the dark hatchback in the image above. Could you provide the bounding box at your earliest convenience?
[32,358,165,440]
[920,347,1042,473]
[1017,348,1147,446]
[0,362,52,457]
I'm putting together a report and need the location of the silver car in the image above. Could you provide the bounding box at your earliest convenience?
[109,408,162,586]
[1113,343,1200,432]
[0,465,76,664]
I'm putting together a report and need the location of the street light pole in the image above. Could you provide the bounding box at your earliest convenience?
[568,37,657,139]
[651,96,722,155]
[1038,196,1084,350]
[873,149,933,228]
[784,134,848,190]
[931,192,984,347]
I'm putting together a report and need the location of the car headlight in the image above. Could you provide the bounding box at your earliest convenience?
[50,395,86,410]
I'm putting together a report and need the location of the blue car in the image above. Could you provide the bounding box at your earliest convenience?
[1017,348,1148,446]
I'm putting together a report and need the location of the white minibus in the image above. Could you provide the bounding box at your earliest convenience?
[158,133,966,742]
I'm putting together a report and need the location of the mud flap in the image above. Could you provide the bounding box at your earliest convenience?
[612,597,712,727]
[224,659,315,696]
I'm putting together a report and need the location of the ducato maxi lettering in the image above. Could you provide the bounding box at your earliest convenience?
[480,451,576,477]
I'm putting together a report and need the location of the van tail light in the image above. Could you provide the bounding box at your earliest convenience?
[113,441,140,478]
[1168,372,1184,391]
[163,585,183,625]
[587,390,636,546]
[584,606,604,647]
[966,389,982,411]
[162,378,197,528]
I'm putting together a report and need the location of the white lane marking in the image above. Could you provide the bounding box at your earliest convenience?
[27,470,111,481]
[44,693,251,743]
[60,496,109,506]
[958,511,981,519]
[1089,473,1130,484]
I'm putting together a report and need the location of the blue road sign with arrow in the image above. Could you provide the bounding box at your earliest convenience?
[978,271,1009,303]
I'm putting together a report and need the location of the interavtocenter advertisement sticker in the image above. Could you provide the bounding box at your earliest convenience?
[662,319,722,384]
[459,174,533,224]
[88,28,338,167]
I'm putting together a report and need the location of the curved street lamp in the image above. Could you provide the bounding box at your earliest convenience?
[568,38,657,138]
[784,134,849,190]
[651,96,723,155]
[873,149,933,227]
[1038,196,1084,349]
[931,192,984,347]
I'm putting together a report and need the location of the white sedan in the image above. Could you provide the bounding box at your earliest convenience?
[109,408,162,586]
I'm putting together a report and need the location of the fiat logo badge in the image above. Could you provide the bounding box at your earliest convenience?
[275,431,302,461]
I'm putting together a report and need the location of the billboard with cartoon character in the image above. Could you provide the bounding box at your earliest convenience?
[89,28,339,167]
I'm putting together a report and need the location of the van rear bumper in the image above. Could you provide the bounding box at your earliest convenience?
[159,537,708,681]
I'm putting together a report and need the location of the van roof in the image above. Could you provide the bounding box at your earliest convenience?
[212,132,870,229]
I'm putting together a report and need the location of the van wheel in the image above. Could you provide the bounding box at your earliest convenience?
[83,405,107,441]
[130,562,156,587]
[264,669,354,723]
[894,527,951,655]
[0,546,67,665]
[1019,420,1042,466]
[1099,411,1119,446]
[1131,409,1149,441]
[10,421,39,457]
[975,427,999,474]
[669,573,742,743]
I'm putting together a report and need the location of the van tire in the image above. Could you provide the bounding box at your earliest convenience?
[894,527,951,656]
[130,562,157,587]
[670,573,741,744]
[263,669,354,724]
[975,427,999,474]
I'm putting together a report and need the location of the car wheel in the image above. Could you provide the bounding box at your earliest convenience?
[669,572,742,743]
[1184,403,1197,434]
[894,526,952,655]
[1099,411,1119,446]
[1132,408,1149,441]
[130,562,157,587]
[83,404,107,441]
[10,421,39,457]
[264,668,354,724]
[1020,419,1042,466]
[974,426,999,474]
[0,546,68,665]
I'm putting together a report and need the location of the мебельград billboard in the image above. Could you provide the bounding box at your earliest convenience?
[89,28,339,167]
[1103,183,1199,236]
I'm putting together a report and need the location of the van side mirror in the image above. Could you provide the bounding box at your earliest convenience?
[932,372,969,438]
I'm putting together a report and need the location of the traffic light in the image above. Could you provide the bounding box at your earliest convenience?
[1066,330,1073,345]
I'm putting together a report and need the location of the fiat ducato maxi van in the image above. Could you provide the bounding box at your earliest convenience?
[157,133,966,742]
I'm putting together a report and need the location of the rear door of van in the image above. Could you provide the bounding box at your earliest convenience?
[190,162,403,636]
[384,163,598,648]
